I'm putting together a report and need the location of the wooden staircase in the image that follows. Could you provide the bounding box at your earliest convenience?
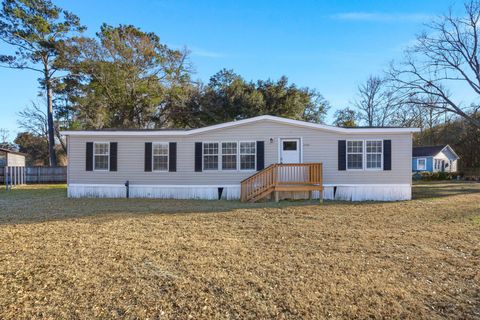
[240,163,324,203]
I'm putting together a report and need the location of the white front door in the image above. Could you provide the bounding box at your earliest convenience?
[280,139,301,164]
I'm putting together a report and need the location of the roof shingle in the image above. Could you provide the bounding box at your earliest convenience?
[412,145,445,157]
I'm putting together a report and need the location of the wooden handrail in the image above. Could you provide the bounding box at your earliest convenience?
[240,163,323,202]
[240,164,276,184]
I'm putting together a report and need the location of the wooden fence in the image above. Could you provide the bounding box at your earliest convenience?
[0,166,67,184]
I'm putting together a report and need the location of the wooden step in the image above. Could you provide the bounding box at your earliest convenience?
[248,187,274,202]
[274,184,324,192]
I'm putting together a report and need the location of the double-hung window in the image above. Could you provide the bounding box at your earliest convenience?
[203,141,256,171]
[417,158,426,171]
[222,142,237,170]
[346,140,363,170]
[203,143,219,170]
[94,142,109,171]
[153,143,169,171]
[365,140,382,170]
[240,142,256,170]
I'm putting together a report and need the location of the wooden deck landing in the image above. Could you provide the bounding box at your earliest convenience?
[240,163,324,203]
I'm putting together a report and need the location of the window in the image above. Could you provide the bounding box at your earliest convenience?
[347,140,363,170]
[240,142,256,170]
[417,158,426,171]
[222,142,237,170]
[153,143,169,171]
[365,140,382,169]
[283,141,297,150]
[94,142,109,170]
[203,143,219,170]
[201,141,256,171]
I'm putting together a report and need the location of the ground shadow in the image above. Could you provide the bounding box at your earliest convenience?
[0,186,336,225]
[412,181,480,199]
[1,182,479,225]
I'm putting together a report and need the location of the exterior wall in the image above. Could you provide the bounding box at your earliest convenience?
[0,151,6,167]
[67,119,414,200]
[433,152,458,172]
[412,156,433,172]
[6,153,26,167]
[451,159,458,172]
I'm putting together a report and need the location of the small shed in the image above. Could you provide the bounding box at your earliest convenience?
[0,148,26,167]
[1,148,27,186]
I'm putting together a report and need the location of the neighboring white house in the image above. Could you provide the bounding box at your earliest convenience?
[412,145,460,173]
[61,115,420,201]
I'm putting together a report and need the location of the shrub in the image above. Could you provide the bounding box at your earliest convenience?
[413,171,456,181]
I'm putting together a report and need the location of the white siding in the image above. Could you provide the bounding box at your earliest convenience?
[434,151,458,172]
[67,120,413,187]
[6,153,26,167]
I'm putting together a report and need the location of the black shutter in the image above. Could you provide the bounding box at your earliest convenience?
[86,142,93,171]
[256,141,265,171]
[338,140,346,171]
[145,142,152,172]
[109,142,117,171]
[383,140,392,171]
[194,142,202,172]
[169,142,177,172]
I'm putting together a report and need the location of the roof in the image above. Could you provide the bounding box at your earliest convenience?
[0,148,27,156]
[412,145,460,159]
[82,128,192,132]
[61,115,421,137]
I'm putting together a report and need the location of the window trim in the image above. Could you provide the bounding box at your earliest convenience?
[221,141,238,171]
[201,141,257,172]
[365,140,383,171]
[239,140,257,172]
[152,142,169,172]
[345,139,385,171]
[346,139,364,171]
[93,141,110,171]
[202,141,220,171]
[417,158,427,171]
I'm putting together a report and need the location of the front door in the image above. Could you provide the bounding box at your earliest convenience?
[280,139,301,164]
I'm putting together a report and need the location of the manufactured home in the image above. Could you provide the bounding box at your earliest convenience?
[61,115,420,201]
[412,145,459,173]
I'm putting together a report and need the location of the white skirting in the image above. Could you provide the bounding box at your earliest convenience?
[130,185,240,200]
[332,184,412,201]
[68,184,240,200]
[67,184,411,201]
[67,184,126,198]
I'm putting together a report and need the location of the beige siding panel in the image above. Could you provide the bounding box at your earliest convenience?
[68,120,412,185]
[7,153,26,166]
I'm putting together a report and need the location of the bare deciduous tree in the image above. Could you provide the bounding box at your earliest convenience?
[17,100,67,154]
[354,75,402,127]
[389,0,480,128]
[17,102,48,138]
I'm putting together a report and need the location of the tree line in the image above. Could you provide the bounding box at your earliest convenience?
[1,0,479,170]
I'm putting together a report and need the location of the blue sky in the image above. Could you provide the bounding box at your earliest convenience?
[0,0,464,140]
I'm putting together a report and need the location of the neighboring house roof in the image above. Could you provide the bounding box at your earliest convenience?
[412,145,460,159]
[0,148,27,156]
[61,115,421,136]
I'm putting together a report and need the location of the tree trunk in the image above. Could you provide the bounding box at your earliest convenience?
[46,78,58,167]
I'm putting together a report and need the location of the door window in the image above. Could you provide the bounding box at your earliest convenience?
[283,141,297,151]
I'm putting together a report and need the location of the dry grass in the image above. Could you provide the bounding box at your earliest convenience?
[0,183,479,319]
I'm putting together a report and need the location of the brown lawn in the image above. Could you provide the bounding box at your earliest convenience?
[0,182,479,319]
